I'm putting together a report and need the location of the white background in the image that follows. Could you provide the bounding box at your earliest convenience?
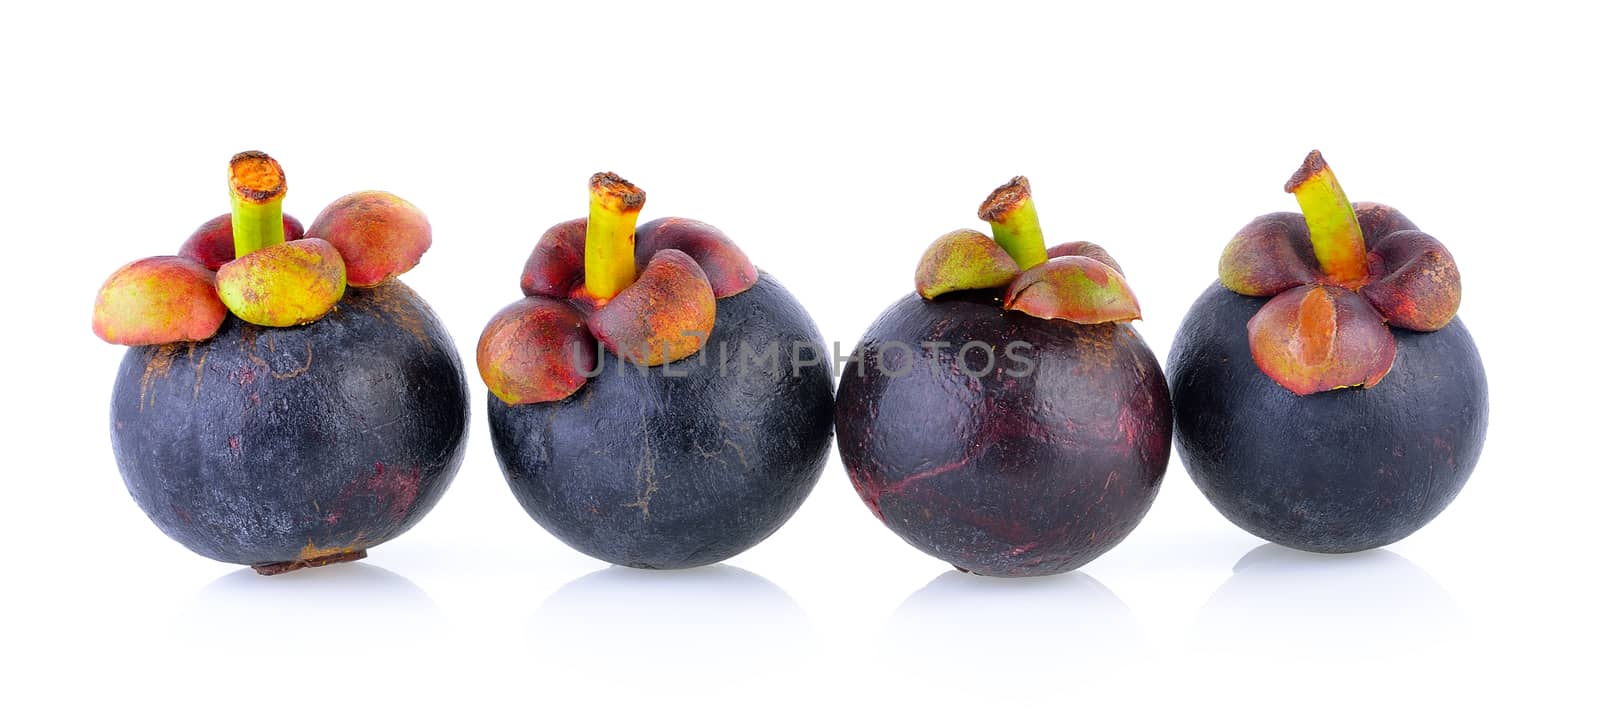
[3,1,1595,705]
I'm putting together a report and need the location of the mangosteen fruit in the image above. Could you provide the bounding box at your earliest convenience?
[835,177,1172,577]
[96,151,468,574]
[477,173,834,569]
[1167,151,1487,553]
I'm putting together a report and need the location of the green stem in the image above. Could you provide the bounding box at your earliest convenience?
[1285,150,1367,287]
[584,172,645,300]
[979,176,1049,269]
[229,151,287,259]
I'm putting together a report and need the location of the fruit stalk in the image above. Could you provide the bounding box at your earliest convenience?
[584,172,646,300]
[1285,150,1367,287]
[980,176,1049,270]
[229,151,288,259]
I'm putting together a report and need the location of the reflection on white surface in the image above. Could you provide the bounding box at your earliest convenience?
[1192,544,1465,657]
[177,562,445,655]
[528,565,813,691]
[885,570,1145,673]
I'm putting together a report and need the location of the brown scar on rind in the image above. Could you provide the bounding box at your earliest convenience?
[139,344,180,411]
[267,341,314,380]
[240,329,315,380]
[190,342,208,400]
[1284,150,1328,193]
[251,548,367,575]
[228,151,286,203]
[589,172,646,212]
[978,176,1031,222]
[623,419,659,520]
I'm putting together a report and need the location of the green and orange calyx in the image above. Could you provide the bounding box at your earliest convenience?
[477,172,760,406]
[92,151,434,345]
[914,176,1141,324]
[216,153,346,327]
[1219,150,1463,396]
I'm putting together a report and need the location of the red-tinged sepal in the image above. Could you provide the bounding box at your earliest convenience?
[1361,230,1462,332]
[306,191,431,287]
[1218,213,1321,297]
[914,228,1021,299]
[587,249,716,365]
[521,218,588,299]
[635,217,758,298]
[1046,241,1124,275]
[93,256,227,345]
[1353,202,1418,250]
[1002,255,1141,324]
[477,296,596,405]
[178,213,306,270]
[1247,284,1397,396]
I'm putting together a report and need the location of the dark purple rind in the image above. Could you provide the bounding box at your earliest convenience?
[110,283,470,567]
[1169,282,1487,553]
[489,273,833,569]
[835,290,1171,577]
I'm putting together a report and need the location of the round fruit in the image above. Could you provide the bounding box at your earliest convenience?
[479,173,835,569]
[490,273,833,569]
[837,291,1169,576]
[97,151,462,574]
[1168,283,1487,552]
[835,177,1171,577]
[111,283,469,573]
[1168,151,1487,553]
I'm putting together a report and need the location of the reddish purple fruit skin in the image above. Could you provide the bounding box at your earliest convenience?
[836,291,1171,577]
[178,213,306,270]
